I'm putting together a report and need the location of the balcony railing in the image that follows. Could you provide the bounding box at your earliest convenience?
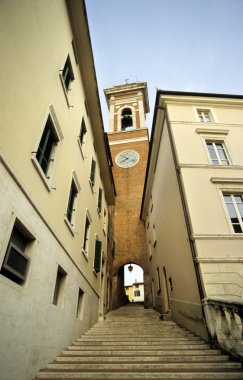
[202,297,243,361]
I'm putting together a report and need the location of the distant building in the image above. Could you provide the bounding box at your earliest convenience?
[0,1,115,379]
[141,90,243,339]
[125,281,145,302]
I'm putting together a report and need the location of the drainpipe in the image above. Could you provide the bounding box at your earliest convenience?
[157,106,205,303]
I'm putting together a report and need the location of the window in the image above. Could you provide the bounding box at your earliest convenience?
[0,220,34,285]
[76,288,84,319]
[121,108,133,130]
[94,239,102,274]
[61,55,74,92]
[97,187,102,214]
[36,115,58,177]
[66,180,78,225]
[103,209,107,234]
[90,158,96,187]
[197,110,213,123]
[223,194,243,233]
[206,141,230,165]
[148,240,152,259]
[157,267,161,293]
[107,223,110,242]
[153,224,157,247]
[82,215,91,256]
[52,266,67,307]
[79,118,87,146]
[134,290,140,297]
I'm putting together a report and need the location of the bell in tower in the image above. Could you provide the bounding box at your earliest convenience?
[105,82,149,133]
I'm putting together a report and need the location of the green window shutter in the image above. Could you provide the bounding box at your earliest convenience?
[79,118,87,145]
[90,158,96,185]
[94,240,102,273]
[107,223,110,242]
[112,240,115,258]
[98,188,102,212]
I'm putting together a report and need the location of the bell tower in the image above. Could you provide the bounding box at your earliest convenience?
[105,82,151,308]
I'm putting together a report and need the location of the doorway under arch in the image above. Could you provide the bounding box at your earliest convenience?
[112,263,149,308]
[124,263,144,303]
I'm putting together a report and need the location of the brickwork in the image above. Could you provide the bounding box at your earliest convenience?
[105,82,150,308]
[108,130,150,307]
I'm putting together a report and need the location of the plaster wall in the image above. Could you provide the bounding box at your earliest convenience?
[145,120,206,338]
[0,163,99,380]
[166,97,243,303]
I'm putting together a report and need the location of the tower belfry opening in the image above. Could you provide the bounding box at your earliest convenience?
[105,82,151,308]
[121,108,133,130]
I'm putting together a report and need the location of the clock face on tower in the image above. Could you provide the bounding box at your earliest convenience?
[116,150,140,168]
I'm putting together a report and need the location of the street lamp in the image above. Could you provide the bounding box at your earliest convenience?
[128,263,133,272]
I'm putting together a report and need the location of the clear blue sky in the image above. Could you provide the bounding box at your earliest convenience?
[86,0,243,131]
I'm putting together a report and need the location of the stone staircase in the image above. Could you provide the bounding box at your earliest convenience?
[34,304,243,379]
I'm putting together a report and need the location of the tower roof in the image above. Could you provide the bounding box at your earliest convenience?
[104,82,150,114]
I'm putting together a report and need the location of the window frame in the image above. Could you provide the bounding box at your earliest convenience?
[32,106,63,191]
[77,117,87,159]
[64,171,81,233]
[0,217,35,286]
[197,109,214,123]
[222,193,243,233]
[82,210,92,259]
[52,265,67,308]
[97,187,102,215]
[93,238,102,274]
[89,158,96,189]
[205,140,230,166]
[59,54,75,107]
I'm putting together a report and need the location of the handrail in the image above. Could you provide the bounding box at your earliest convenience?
[202,297,243,362]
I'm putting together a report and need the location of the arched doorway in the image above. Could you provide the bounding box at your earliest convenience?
[124,263,144,303]
[112,262,151,308]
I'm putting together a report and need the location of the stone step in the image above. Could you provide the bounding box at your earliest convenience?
[74,339,202,346]
[78,337,201,343]
[33,305,243,380]
[68,344,211,350]
[63,349,219,356]
[55,355,231,363]
[47,362,242,370]
[35,371,243,379]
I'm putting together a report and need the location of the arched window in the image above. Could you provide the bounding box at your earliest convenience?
[121,108,133,130]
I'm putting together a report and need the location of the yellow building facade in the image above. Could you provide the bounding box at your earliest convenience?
[0,1,115,379]
[141,90,243,339]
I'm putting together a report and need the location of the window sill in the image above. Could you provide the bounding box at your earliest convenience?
[77,139,85,160]
[82,249,88,261]
[31,157,51,192]
[93,270,98,277]
[64,217,75,236]
[59,73,74,108]
[89,179,95,193]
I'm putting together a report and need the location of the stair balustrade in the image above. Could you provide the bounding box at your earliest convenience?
[203,297,243,361]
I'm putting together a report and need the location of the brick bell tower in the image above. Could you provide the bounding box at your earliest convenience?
[105,82,150,308]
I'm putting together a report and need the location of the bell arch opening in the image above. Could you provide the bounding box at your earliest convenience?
[121,108,133,131]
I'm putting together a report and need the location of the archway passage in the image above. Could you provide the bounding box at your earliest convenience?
[124,264,144,303]
[111,263,151,308]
